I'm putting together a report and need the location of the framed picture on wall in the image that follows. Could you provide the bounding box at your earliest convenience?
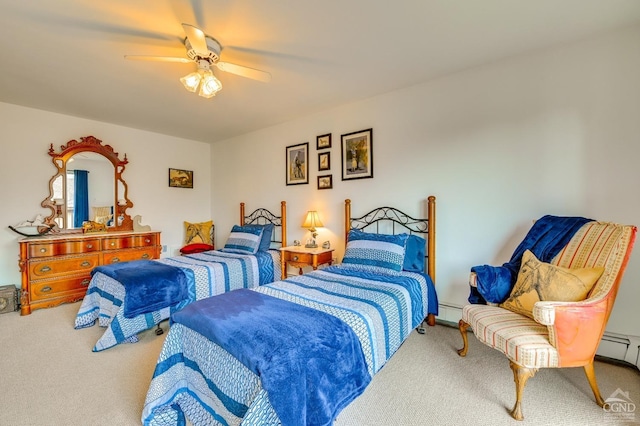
[341,128,373,181]
[318,151,330,171]
[317,174,333,190]
[168,168,194,188]
[316,133,332,149]
[285,142,309,185]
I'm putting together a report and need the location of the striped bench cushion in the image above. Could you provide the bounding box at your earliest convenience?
[462,304,559,368]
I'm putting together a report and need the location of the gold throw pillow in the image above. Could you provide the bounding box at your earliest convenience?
[184,220,213,245]
[500,249,604,319]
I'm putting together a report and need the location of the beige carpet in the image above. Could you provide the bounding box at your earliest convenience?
[1,302,638,426]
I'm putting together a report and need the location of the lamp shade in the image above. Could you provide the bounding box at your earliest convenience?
[302,211,323,231]
[199,71,222,98]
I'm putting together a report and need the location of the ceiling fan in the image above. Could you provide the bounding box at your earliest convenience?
[125,24,271,98]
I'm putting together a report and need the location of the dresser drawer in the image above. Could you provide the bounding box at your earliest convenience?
[29,239,101,258]
[29,254,100,279]
[103,248,156,264]
[102,234,158,251]
[30,275,92,301]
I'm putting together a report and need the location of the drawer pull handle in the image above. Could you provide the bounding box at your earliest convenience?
[42,286,52,293]
[39,266,52,273]
[111,257,120,263]
[86,244,93,249]
[145,239,151,243]
[81,279,91,286]
[292,255,299,261]
[110,242,116,246]
[80,261,91,267]
[39,248,47,253]
[141,253,150,259]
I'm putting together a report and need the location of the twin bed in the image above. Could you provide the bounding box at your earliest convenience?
[141,197,438,426]
[74,202,287,352]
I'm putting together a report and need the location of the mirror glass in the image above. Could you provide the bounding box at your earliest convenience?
[64,152,115,229]
[41,136,133,232]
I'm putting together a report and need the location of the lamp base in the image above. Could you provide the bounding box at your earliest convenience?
[305,243,318,248]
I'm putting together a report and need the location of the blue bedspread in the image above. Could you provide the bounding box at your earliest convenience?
[469,215,592,304]
[142,267,431,426]
[172,288,371,426]
[75,250,281,351]
[92,260,193,318]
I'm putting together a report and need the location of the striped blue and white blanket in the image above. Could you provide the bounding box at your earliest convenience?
[74,249,280,352]
[142,266,434,426]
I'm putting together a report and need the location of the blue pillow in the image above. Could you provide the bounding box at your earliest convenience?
[242,223,274,251]
[342,229,408,274]
[223,225,263,254]
[403,234,426,272]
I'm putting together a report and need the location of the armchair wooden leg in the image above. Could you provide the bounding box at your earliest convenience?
[583,362,605,407]
[509,361,537,421]
[457,319,470,357]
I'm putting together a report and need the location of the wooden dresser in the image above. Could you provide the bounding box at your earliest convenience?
[18,230,161,315]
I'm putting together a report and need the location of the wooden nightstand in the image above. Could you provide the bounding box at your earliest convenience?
[279,246,334,276]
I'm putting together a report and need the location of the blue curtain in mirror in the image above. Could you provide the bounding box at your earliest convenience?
[73,170,89,227]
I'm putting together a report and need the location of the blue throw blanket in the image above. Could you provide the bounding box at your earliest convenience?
[92,260,191,318]
[469,215,592,304]
[172,288,372,426]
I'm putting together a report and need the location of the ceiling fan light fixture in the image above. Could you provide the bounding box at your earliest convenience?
[180,71,202,93]
[199,71,222,98]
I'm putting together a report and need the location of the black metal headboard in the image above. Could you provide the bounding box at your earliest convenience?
[240,201,287,248]
[344,196,436,283]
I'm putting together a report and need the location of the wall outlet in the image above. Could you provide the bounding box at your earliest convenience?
[162,245,168,253]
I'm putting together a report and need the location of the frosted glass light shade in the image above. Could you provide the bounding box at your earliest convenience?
[199,71,222,98]
[180,71,202,93]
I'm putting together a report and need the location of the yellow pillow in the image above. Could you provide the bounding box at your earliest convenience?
[184,220,213,245]
[500,249,604,319]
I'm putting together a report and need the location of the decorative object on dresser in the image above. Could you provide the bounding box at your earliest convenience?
[18,231,161,315]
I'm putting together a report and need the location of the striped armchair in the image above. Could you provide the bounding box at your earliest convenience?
[457,220,637,421]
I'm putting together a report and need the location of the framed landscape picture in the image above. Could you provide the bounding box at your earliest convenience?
[168,168,193,188]
[285,142,309,185]
[341,128,373,181]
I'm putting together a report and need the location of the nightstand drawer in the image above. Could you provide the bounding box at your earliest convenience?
[285,252,312,263]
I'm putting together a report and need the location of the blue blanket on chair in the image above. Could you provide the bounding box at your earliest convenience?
[92,260,191,318]
[172,288,371,426]
[469,215,592,304]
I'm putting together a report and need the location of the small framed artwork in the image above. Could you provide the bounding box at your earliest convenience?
[318,151,331,171]
[341,128,373,181]
[168,168,194,188]
[285,142,309,185]
[316,133,332,150]
[317,174,333,190]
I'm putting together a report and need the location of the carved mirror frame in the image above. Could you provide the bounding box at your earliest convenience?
[41,135,133,232]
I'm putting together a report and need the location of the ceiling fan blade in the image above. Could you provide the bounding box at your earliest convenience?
[216,61,272,83]
[125,55,192,64]
[182,23,209,56]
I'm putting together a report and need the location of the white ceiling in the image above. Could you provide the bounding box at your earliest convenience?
[1,0,640,144]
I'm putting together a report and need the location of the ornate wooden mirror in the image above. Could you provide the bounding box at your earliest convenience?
[41,136,133,232]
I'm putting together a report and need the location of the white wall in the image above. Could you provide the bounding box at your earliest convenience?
[212,24,640,338]
[0,103,212,288]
